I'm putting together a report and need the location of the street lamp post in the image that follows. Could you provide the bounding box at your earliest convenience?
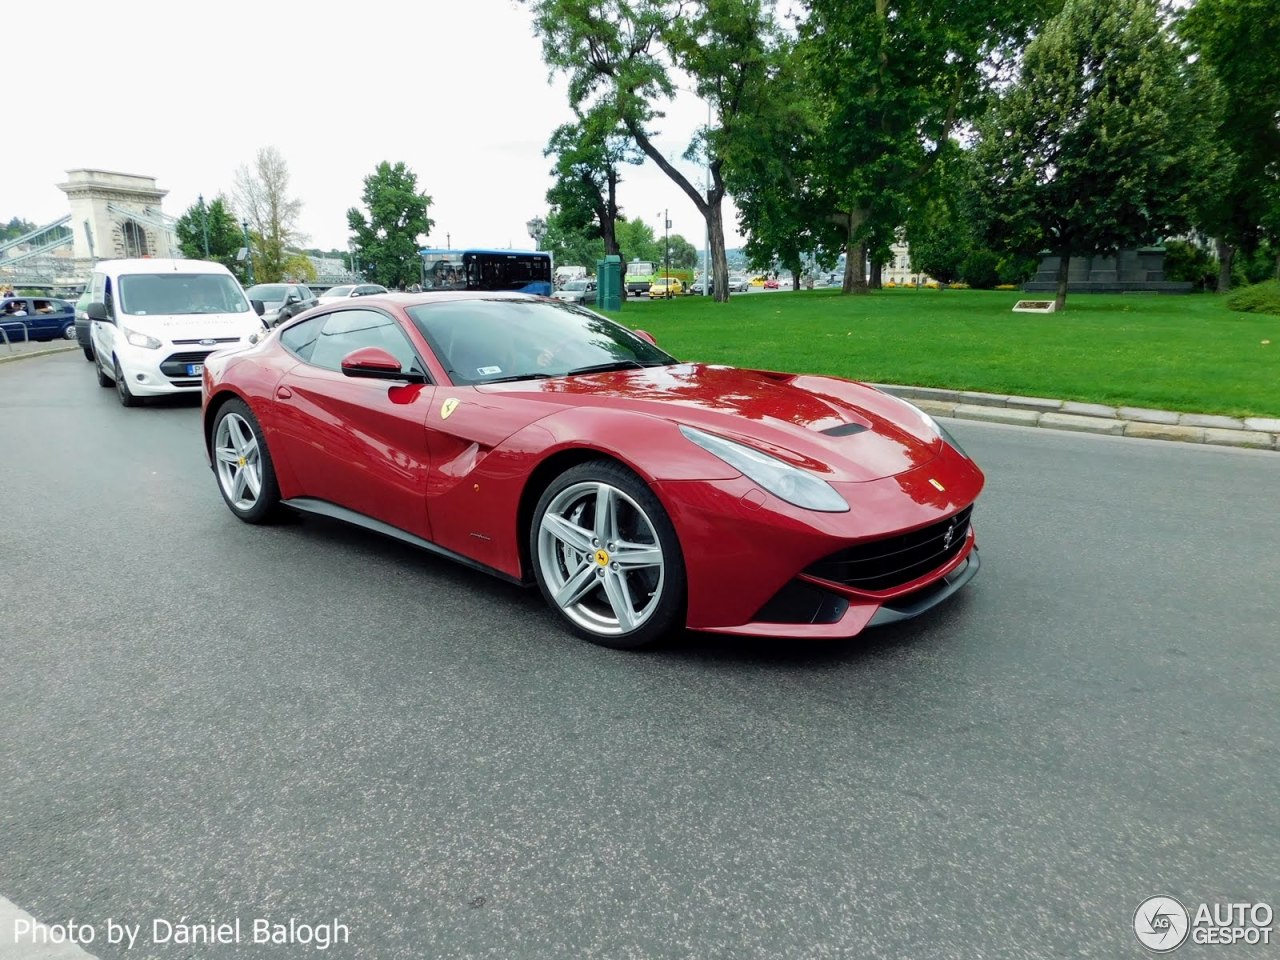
[660,210,670,299]
[197,193,210,259]
[241,220,254,285]
[525,216,546,251]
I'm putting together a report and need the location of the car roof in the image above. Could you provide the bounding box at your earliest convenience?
[95,258,236,276]
[346,290,546,310]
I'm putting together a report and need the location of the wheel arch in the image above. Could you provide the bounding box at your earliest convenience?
[203,387,254,459]
[515,447,640,582]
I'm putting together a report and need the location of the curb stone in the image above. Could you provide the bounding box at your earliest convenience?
[0,344,78,365]
[877,383,1279,453]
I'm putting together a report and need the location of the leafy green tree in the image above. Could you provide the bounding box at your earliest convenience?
[1180,0,1280,289]
[546,105,640,259]
[543,206,606,269]
[614,217,663,266]
[980,0,1210,309]
[234,146,307,284]
[663,234,698,271]
[526,0,776,301]
[0,217,36,244]
[791,0,1047,295]
[347,161,433,290]
[175,195,244,269]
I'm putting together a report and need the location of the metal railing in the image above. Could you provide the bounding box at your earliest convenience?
[0,321,31,353]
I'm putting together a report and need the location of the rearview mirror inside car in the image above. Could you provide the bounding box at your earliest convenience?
[633,329,657,346]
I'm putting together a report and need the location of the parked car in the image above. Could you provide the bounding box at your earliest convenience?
[552,278,596,305]
[316,283,389,305]
[764,278,780,290]
[202,290,984,649]
[74,291,94,359]
[246,283,318,327]
[727,274,752,292]
[86,258,265,408]
[648,278,683,299]
[0,296,76,344]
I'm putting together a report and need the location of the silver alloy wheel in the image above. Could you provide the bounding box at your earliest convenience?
[537,481,666,637]
[63,324,76,339]
[214,412,264,512]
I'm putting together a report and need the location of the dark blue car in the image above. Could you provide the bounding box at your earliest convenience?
[0,296,77,344]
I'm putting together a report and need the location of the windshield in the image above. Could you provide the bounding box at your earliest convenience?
[406,298,675,386]
[118,274,249,316]
[247,284,288,305]
[324,286,354,298]
[563,280,588,291]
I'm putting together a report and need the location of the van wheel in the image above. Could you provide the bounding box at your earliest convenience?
[114,358,141,407]
[95,353,113,387]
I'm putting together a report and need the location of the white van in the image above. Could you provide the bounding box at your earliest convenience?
[87,259,266,406]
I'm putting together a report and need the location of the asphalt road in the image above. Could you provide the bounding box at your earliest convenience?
[1,351,1277,959]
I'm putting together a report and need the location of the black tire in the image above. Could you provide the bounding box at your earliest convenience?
[114,357,141,407]
[95,352,113,387]
[82,343,95,362]
[530,459,685,650]
[62,322,76,340]
[210,398,281,524]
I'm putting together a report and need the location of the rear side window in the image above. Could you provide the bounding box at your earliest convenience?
[279,315,324,361]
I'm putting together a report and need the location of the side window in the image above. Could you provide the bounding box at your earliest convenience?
[279,315,324,362]
[89,272,105,307]
[298,286,313,301]
[308,309,424,377]
[103,277,115,317]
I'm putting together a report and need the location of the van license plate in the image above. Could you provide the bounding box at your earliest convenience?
[186,363,204,376]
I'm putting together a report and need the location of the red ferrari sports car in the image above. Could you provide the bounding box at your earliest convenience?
[202,292,983,648]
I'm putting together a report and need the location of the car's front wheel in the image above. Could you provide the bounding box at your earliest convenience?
[531,460,685,649]
[82,343,95,361]
[114,358,141,407]
[62,322,76,340]
[212,399,281,523]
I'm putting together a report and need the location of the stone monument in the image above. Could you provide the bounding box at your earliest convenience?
[57,170,175,273]
[1023,247,1192,294]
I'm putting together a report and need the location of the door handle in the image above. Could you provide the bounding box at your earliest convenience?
[276,386,293,399]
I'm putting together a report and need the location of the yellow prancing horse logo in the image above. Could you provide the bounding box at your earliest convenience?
[594,549,610,566]
[440,398,459,420]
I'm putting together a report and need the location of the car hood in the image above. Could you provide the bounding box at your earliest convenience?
[481,363,944,483]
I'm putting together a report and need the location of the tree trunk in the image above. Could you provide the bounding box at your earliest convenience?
[1054,246,1070,312]
[707,201,729,302]
[791,269,801,291]
[601,168,620,256]
[841,210,869,295]
[869,260,883,290]
[1216,238,1234,292]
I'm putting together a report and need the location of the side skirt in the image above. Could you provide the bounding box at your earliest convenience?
[282,497,529,587]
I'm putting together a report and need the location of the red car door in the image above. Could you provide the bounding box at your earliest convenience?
[271,307,435,540]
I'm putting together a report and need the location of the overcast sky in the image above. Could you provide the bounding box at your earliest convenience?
[5,0,743,255]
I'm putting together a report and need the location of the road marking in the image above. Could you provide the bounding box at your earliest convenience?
[0,895,98,959]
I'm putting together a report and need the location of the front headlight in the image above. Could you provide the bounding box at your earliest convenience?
[121,326,161,350]
[680,425,849,513]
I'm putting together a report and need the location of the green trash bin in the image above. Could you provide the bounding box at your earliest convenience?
[595,255,622,311]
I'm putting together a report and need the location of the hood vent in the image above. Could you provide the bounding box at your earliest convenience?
[819,422,869,437]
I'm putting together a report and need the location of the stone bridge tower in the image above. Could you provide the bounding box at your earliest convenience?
[57,170,175,272]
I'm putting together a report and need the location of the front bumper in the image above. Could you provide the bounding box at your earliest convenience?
[656,449,985,639]
[117,345,224,395]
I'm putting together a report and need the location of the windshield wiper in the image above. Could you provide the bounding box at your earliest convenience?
[566,359,669,376]
[479,372,552,383]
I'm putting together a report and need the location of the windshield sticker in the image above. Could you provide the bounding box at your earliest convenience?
[477,365,502,375]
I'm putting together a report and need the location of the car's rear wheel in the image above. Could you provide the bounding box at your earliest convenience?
[62,322,76,340]
[212,399,281,524]
[531,460,685,649]
[114,358,141,407]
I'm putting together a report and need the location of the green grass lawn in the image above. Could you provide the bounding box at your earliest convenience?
[602,288,1280,418]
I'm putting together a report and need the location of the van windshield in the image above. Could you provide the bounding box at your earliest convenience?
[118,274,250,316]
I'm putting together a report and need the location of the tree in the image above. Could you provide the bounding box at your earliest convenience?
[546,105,640,259]
[1180,0,1280,289]
[347,161,433,290]
[613,217,663,265]
[526,0,777,302]
[174,195,244,269]
[234,147,306,284]
[664,234,698,270]
[543,206,606,269]
[0,217,36,244]
[980,0,1211,310]
[790,0,1047,295]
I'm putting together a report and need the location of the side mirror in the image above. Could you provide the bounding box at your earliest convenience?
[633,329,657,346]
[340,346,424,382]
[86,301,111,323]
[250,299,265,316]
[285,294,299,304]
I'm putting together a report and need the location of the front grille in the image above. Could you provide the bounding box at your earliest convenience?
[805,505,973,592]
[172,336,238,345]
[168,379,202,388]
[160,350,213,377]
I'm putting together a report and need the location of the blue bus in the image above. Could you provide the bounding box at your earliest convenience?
[419,249,553,297]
